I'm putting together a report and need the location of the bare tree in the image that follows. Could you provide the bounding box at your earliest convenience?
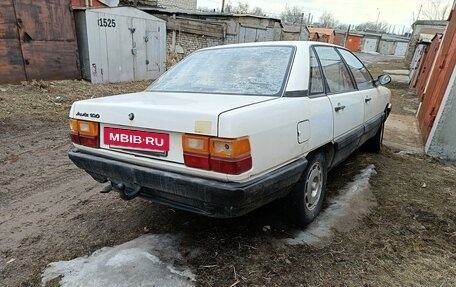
[224,3,234,13]
[336,23,349,31]
[356,21,389,32]
[223,2,258,14]
[319,12,338,28]
[281,5,305,25]
[237,2,250,14]
[421,0,451,20]
[251,6,265,16]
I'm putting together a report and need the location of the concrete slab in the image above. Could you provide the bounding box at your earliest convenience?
[354,52,404,65]
[383,69,410,83]
[383,69,410,75]
[390,74,410,84]
[384,113,424,154]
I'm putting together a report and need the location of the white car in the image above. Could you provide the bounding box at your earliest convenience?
[68,41,391,226]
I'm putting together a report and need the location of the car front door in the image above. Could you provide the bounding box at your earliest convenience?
[337,48,385,141]
[313,46,364,165]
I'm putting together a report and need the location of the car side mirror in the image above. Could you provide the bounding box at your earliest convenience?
[376,74,392,86]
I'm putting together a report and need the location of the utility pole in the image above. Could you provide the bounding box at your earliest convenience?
[344,24,351,48]
[221,0,225,12]
[375,8,380,32]
[299,12,304,40]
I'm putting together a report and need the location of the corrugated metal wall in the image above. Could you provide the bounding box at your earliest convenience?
[0,0,80,83]
[417,9,456,142]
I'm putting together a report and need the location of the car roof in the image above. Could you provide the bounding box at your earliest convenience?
[200,41,342,51]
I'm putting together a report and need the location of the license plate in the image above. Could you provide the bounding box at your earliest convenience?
[104,127,170,152]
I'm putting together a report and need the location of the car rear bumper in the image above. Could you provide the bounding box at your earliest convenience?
[68,149,307,218]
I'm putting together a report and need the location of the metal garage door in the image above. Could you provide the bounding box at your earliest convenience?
[0,0,26,83]
[238,25,273,43]
[0,0,80,83]
[82,7,166,84]
[394,42,409,57]
[363,38,378,52]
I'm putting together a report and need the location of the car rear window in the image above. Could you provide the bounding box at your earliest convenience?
[148,46,294,96]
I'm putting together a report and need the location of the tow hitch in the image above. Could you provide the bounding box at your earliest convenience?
[111,182,142,200]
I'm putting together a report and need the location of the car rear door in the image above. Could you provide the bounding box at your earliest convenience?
[312,46,364,164]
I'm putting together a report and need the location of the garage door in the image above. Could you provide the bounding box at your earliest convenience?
[238,26,273,43]
[0,0,26,83]
[394,42,408,57]
[0,0,80,83]
[363,38,378,52]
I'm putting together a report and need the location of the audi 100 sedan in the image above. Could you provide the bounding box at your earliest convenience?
[68,41,391,226]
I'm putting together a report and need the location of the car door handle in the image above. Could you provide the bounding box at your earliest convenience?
[335,105,346,112]
[365,98,372,103]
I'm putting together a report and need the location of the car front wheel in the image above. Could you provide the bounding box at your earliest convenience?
[287,152,327,227]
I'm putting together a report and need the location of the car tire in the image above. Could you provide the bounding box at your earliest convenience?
[286,152,327,227]
[363,121,384,154]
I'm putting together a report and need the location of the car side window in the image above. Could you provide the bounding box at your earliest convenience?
[309,48,324,95]
[314,46,356,94]
[338,48,374,90]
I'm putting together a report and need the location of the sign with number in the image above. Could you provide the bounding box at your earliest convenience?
[98,18,116,28]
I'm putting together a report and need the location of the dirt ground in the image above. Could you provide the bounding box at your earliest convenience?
[1,58,455,287]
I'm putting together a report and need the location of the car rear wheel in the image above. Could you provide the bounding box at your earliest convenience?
[286,152,327,227]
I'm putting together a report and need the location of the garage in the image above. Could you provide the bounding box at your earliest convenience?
[74,7,166,83]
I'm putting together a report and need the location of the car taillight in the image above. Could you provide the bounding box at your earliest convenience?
[69,118,99,148]
[182,134,252,175]
[210,156,252,175]
[182,134,210,170]
[210,137,252,174]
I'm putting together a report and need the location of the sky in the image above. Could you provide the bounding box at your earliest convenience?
[197,0,453,34]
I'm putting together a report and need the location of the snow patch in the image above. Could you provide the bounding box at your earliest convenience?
[286,165,377,246]
[42,234,195,287]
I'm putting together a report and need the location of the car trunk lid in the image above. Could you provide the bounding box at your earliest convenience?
[71,91,274,163]
[71,91,274,135]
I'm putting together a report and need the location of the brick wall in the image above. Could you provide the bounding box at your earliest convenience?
[166,31,221,67]
[158,0,196,10]
[167,32,205,56]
